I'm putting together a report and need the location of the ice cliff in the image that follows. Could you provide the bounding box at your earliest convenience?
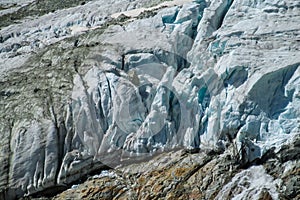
[0,0,299,199]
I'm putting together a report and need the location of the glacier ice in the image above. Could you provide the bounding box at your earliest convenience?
[0,0,299,198]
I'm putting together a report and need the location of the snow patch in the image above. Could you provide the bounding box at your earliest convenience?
[92,170,117,179]
[216,166,280,200]
[111,0,193,18]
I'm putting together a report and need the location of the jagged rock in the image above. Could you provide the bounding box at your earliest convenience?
[258,189,273,200]
[51,142,299,200]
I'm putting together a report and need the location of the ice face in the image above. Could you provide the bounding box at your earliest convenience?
[0,0,299,198]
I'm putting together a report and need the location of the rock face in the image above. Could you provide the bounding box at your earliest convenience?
[0,0,299,199]
[51,140,300,200]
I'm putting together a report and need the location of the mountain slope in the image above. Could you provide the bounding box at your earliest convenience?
[0,0,299,199]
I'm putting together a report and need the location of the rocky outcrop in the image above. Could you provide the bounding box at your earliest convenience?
[0,0,299,199]
[51,136,300,199]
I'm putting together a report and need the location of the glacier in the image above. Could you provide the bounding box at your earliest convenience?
[0,0,299,199]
